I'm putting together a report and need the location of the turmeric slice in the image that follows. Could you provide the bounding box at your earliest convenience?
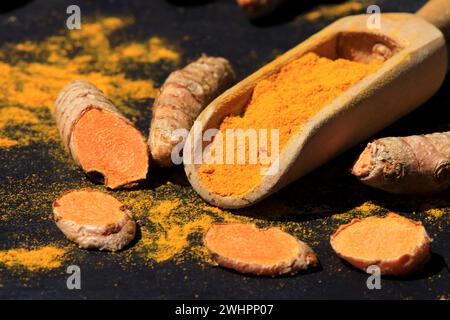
[53,189,136,251]
[149,55,235,166]
[352,132,450,194]
[236,0,286,18]
[55,80,149,189]
[330,213,431,276]
[204,223,318,276]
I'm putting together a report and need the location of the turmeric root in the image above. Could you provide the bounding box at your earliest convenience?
[330,213,431,276]
[149,55,235,166]
[352,132,450,194]
[236,0,286,18]
[204,223,318,276]
[53,189,136,251]
[55,80,149,189]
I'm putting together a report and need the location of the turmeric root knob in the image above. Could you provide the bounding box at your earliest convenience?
[53,189,136,252]
[237,0,286,18]
[352,132,450,194]
[330,213,431,276]
[204,223,318,276]
[149,55,235,166]
[55,80,149,189]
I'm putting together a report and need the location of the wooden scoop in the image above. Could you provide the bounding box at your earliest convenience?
[184,0,450,209]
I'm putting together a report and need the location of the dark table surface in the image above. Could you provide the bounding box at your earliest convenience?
[0,0,449,300]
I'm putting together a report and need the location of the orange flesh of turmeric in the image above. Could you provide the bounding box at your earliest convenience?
[53,189,126,226]
[198,52,381,197]
[352,144,373,177]
[205,223,300,265]
[332,213,427,261]
[72,108,148,189]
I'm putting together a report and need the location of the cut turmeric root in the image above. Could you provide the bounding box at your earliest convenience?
[352,132,450,194]
[55,80,149,189]
[236,0,286,18]
[53,189,136,251]
[149,55,235,166]
[204,223,318,276]
[330,213,431,276]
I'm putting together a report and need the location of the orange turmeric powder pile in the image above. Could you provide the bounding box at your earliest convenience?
[199,52,381,197]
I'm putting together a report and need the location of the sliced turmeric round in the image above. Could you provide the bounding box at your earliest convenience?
[52,189,136,252]
[55,80,149,189]
[204,223,318,276]
[330,213,431,276]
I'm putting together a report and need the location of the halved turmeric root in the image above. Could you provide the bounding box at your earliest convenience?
[330,213,431,276]
[204,223,318,276]
[53,189,136,251]
[149,55,235,166]
[352,132,450,194]
[55,80,149,189]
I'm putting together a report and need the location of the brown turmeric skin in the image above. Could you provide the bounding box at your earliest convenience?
[352,132,450,194]
[55,80,149,189]
[149,55,235,166]
[199,52,381,197]
[236,0,286,18]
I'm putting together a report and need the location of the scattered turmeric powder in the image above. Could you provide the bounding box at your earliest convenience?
[204,223,318,276]
[332,201,385,221]
[303,1,374,22]
[134,197,214,263]
[331,213,431,276]
[118,185,264,264]
[199,52,381,197]
[149,55,235,166]
[119,37,180,64]
[55,80,149,189]
[353,131,450,194]
[0,16,179,149]
[0,246,67,271]
[0,107,39,148]
[425,208,446,219]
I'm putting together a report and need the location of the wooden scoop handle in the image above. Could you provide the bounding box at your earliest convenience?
[416,0,450,41]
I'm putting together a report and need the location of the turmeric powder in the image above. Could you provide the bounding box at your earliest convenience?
[199,52,381,197]
[304,1,369,22]
[0,245,67,271]
[0,16,178,149]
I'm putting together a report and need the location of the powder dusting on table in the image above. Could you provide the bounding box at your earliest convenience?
[303,1,375,22]
[0,16,179,148]
[0,246,67,271]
